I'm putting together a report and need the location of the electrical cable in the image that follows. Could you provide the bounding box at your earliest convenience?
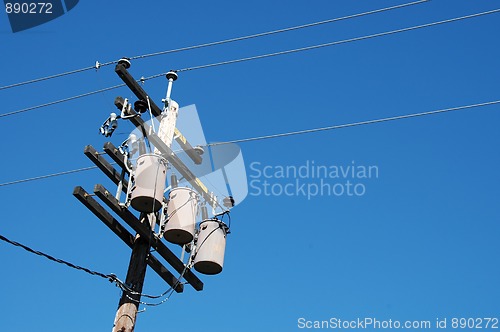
[0,233,117,282]
[1,7,497,120]
[0,0,428,92]
[0,70,167,119]
[0,165,98,187]
[127,0,428,62]
[0,65,99,91]
[0,84,125,118]
[206,99,500,146]
[175,8,500,72]
[122,252,192,306]
[218,210,232,230]
[0,98,498,188]
[0,231,185,303]
[125,219,229,307]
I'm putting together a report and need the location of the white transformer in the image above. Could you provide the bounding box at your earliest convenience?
[194,219,228,275]
[164,187,199,245]
[130,154,168,213]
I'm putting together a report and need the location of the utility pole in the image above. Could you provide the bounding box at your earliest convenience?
[112,214,151,332]
[74,59,230,332]
[113,68,179,332]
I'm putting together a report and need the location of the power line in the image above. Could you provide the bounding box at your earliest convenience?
[207,99,500,146]
[0,72,164,118]
[128,0,429,62]
[0,84,125,118]
[0,232,185,301]
[175,8,500,72]
[2,7,497,120]
[0,166,98,187]
[0,65,98,92]
[0,233,116,281]
[0,98,498,188]
[0,0,427,92]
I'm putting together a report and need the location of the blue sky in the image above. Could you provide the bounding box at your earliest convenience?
[1,1,499,331]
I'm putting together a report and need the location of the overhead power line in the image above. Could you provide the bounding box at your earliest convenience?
[175,8,500,72]
[0,65,99,92]
[1,7,497,120]
[0,166,98,187]
[0,0,428,92]
[127,0,429,62]
[0,84,125,118]
[0,73,164,118]
[0,233,115,281]
[0,98,498,188]
[208,99,500,146]
[0,232,186,304]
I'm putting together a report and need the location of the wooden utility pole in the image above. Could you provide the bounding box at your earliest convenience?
[112,214,151,332]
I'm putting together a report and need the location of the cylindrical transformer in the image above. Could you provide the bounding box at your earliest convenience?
[130,154,167,213]
[194,219,227,275]
[164,187,199,245]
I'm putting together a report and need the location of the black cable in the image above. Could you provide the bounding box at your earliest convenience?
[122,255,191,306]
[223,212,232,231]
[0,232,188,306]
[0,233,116,282]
